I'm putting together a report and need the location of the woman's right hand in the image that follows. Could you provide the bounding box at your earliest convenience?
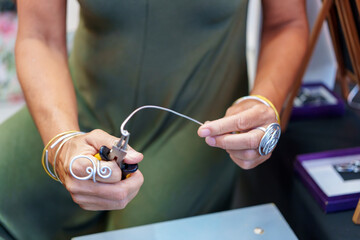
[49,129,144,211]
[16,1,144,211]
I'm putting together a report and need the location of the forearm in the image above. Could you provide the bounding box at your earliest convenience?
[16,38,79,144]
[251,3,309,112]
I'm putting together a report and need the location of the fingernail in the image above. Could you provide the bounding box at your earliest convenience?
[206,137,216,146]
[135,152,144,160]
[199,128,211,137]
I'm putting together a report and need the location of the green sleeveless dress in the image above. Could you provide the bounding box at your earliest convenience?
[0,0,248,239]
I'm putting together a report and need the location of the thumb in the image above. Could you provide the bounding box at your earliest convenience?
[124,145,143,164]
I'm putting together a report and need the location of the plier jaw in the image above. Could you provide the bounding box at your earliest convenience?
[109,133,130,166]
[98,132,138,179]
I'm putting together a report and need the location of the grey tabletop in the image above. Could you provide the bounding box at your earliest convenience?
[73,203,297,240]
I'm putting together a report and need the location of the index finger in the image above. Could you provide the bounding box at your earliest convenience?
[198,106,271,137]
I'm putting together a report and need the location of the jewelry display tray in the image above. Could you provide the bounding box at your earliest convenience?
[295,147,360,213]
[291,83,345,120]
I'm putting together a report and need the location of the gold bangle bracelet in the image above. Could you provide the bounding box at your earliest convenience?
[41,130,80,181]
[233,95,280,125]
[251,95,280,125]
[52,132,85,183]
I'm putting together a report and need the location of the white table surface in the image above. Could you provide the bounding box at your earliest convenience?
[73,203,298,240]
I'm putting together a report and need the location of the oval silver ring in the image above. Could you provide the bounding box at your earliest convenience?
[256,127,266,132]
[258,123,281,156]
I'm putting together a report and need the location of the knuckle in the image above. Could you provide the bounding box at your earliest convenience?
[71,194,81,205]
[254,103,267,113]
[100,165,120,182]
[229,153,238,162]
[242,150,257,160]
[97,200,112,210]
[235,116,243,131]
[256,104,275,122]
[235,115,249,131]
[216,122,225,135]
[239,160,255,170]
[216,137,225,149]
[225,107,236,117]
[248,133,260,149]
[263,153,272,160]
[115,189,128,201]
[65,183,77,194]
[90,129,104,136]
[79,204,92,211]
[91,129,100,134]
[71,163,83,176]
[113,198,128,210]
[112,170,122,182]
[264,106,275,121]
[220,136,231,149]
[117,200,127,210]
[72,159,92,177]
[78,204,86,209]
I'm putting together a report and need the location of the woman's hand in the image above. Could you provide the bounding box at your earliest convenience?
[198,99,278,169]
[49,129,144,211]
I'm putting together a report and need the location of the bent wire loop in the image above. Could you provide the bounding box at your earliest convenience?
[69,105,203,182]
[69,155,112,182]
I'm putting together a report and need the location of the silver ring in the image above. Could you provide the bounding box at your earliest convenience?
[256,127,266,132]
[258,123,281,156]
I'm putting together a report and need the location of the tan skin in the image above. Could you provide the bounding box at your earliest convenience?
[16,0,308,210]
[198,0,309,169]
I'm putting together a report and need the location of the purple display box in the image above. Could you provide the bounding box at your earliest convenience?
[291,83,345,120]
[295,147,360,213]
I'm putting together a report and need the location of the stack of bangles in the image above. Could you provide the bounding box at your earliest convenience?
[41,130,85,183]
[234,95,281,156]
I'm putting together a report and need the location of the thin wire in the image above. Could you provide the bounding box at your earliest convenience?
[347,85,360,109]
[52,132,85,183]
[120,105,203,136]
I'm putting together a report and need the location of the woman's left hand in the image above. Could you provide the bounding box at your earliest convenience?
[198,99,279,169]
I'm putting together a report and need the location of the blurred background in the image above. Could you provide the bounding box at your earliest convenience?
[0,0,337,123]
[0,0,79,123]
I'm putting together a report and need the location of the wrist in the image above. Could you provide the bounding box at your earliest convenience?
[41,130,84,182]
[40,121,80,145]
